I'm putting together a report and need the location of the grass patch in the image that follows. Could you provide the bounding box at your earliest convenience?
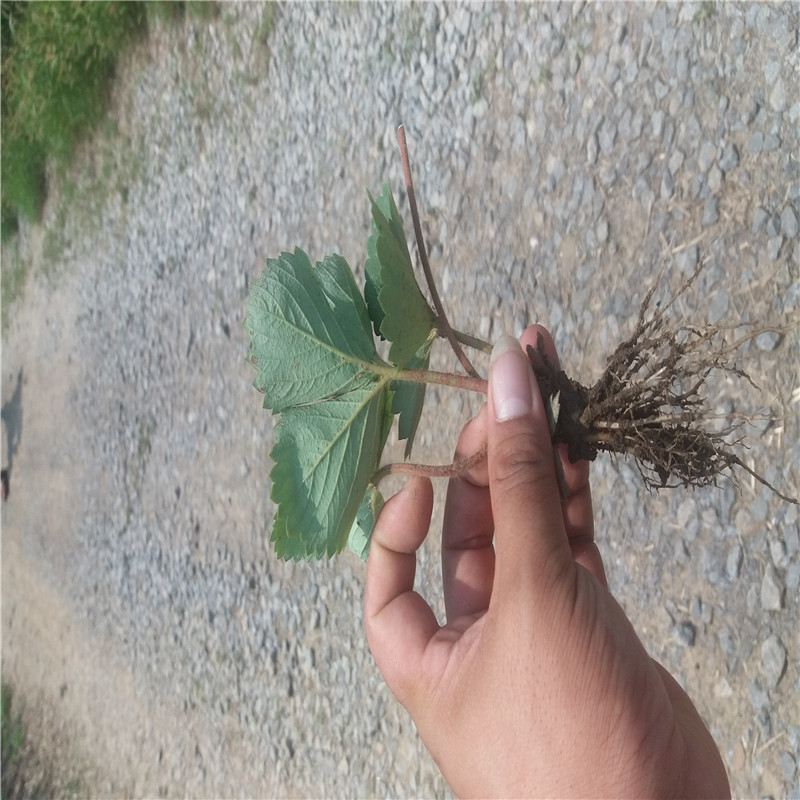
[1,1,148,237]
[1,681,87,799]
[1,682,25,778]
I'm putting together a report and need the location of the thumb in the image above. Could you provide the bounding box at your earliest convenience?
[487,335,573,597]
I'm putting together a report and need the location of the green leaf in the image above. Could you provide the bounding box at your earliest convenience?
[245,248,380,411]
[348,484,385,561]
[365,184,437,368]
[391,334,434,457]
[270,387,392,559]
[245,248,394,559]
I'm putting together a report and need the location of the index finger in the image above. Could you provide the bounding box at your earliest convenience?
[520,326,602,584]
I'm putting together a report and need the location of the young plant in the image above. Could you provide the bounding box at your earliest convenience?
[245,128,798,561]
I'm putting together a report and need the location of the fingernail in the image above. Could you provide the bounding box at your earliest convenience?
[490,335,533,421]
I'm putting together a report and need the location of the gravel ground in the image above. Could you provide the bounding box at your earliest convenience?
[2,2,799,797]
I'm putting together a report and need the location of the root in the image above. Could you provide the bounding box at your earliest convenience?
[527,262,799,505]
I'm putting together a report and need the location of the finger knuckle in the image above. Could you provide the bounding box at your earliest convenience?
[491,430,555,496]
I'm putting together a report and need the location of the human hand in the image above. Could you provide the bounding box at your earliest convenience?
[365,326,730,798]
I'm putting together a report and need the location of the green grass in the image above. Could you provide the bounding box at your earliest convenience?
[1,2,148,236]
[0,1,218,322]
[0,1,220,243]
[1,682,25,775]
[1,682,88,799]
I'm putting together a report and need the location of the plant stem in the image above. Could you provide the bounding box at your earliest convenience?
[397,125,482,380]
[452,328,493,354]
[374,444,487,484]
[389,365,487,395]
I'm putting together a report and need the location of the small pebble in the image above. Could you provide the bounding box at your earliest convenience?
[698,140,716,172]
[726,544,743,580]
[767,213,782,239]
[719,627,736,655]
[752,206,769,233]
[764,60,781,85]
[660,169,674,200]
[749,677,769,709]
[786,561,800,591]
[756,707,773,739]
[718,143,738,173]
[761,634,787,689]
[781,206,799,239]
[785,524,799,556]
[761,564,785,610]
[702,195,719,226]
[781,752,797,782]
[770,538,789,569]
[668,149,685,174]
[706,164,723,192]
[748,131,764,153]
[709,288,729,323]
[673,621,696,647]
[756,331,782,351]
[675,244,699,275]
[767,235,783,261]
[769,77,787,111]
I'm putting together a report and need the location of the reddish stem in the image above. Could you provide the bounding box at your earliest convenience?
[397,125,482,379]
[374,444,487,484]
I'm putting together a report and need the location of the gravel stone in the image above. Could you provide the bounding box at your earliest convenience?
[707,165,723,192]
[767,213,782,239]
[595,218,609,244]
[781,206,799,239]
[752,207,770,234]
[726,544,743,580]
[747,131,764,154]
[702,195,720,226]
[761,634,787,689]
[780,753,797,782]
[586,132,599,165]
[709,287,729,323]
[660,169,674,200]
[764,60,781,85]
[756,707,774,740]
[673,621,696,647]
[756,331,782,351]
[785,522,799,557]
[651,110,665,137]
[749,677,769,710]
[767,235,784,261]
[698,140,716,172]
[770,78,787,112]
[668,149,684,174]
[761,565,785,610]
[598,117,617,154]
[787,562,800,592]
[771,540,789,570]
[675,244,699,275]
[718,143,739,173]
